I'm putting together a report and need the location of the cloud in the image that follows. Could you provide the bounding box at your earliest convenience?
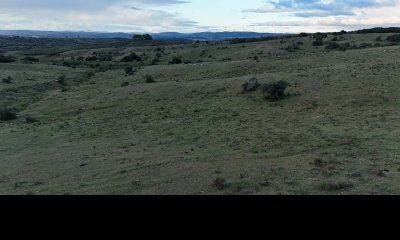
[0,0,197,32]
[0,0,188,10]
[244,0,398,17]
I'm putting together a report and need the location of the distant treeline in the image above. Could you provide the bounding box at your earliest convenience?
[351,27,400,34]
[230,35,294,44]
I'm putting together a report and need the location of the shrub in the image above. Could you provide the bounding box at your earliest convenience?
[339,42,351,51]
[87,72,95,78]
[313,33,327,39]
[285,46,294,52]
[99,55,113,61]
[125,66,134,75]
[331,37,338,41]
[151,58,160,65]
[0,55,16,63]
[326,42,340,50]
[0,109,17,121]
[169,56,182,64]
[22,56,39,62]
[318,181,353,191]
[145,74,155,83]
[387,34,400,43]
[121,82,129,87]
[312,40,324,46]
[212,177,228,190]
[85,56,98,61]
[121,53,142,62]
[2,76,12,84]
[260,81,289,101]
[57,75,66,85]
[242,78,260,93]
[26,117,38,123]
[376,36,382,41]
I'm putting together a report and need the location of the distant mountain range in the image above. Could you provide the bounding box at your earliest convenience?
[0,30,285,40]
[153,32,285,40]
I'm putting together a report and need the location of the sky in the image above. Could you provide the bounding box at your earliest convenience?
[0,0,399,33]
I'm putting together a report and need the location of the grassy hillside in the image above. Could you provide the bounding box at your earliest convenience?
[1,32,400,195]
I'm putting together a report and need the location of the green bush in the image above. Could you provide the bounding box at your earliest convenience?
[242,78,260,93]
[318,181,353,191]
[0,109,17,121]
[22,56,39,62]
[212,177,228,190]
[285,46,294,52]
[87,72,95,78]
[2,76,12,84]
[57,75,66,85]
[26,117,38,123]
[169,56,182,64]
[125,66,134,75]
[312,40,324,46]
[145,74,155,83]
[99,55,113,61]
[0,55,16,63]
[326,42,340,50]
[151,58,160,65]
[85,56,98,61]
[260,81,289,101]
[387,34,400,43]
[313,33,327,39]
[121,82,129,87]
[121,53,142,62]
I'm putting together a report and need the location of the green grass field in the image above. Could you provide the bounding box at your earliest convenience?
[1,33,400,195]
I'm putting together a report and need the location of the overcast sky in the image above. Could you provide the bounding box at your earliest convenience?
[0,0,399,33]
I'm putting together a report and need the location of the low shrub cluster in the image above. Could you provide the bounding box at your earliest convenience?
[387,34,400,43]
[0,55,16,63]
[242,78,260,93]
[2,76,12,84]
[0,109,17,121]
[169,56,182,64]
[242,78,290,101]
[121,53,142,62]
[260,81,289,101]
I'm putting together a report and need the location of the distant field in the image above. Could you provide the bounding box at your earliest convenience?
[1,32,400,195]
